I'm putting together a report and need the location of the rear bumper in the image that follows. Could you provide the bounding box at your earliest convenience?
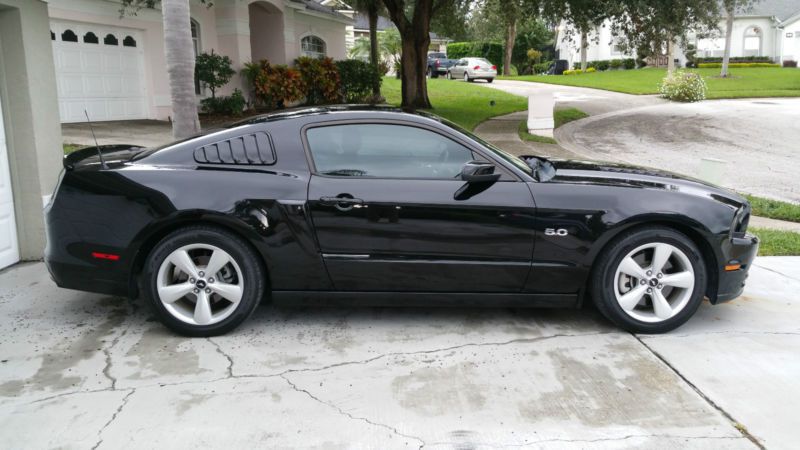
[714,234,759,303]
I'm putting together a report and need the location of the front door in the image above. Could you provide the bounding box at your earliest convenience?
[305,122,535,292]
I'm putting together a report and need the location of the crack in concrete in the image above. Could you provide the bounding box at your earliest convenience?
[206,338,234,378]
[639,330,800,339]
[280,374,426,449]
[11,331,614,409]
[91,389,135,450]
[753,263,800,282]
[433,433,752,448]
[632,334,765,450]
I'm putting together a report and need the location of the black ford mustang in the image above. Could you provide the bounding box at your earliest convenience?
[45,106,758,336]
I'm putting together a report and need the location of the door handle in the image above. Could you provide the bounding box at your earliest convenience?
[319,196,363,205]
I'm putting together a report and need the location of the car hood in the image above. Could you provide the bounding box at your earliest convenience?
[546,158,747,207]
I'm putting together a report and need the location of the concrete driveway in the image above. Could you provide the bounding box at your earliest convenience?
[1,259,797,449]
[487,80,800,203]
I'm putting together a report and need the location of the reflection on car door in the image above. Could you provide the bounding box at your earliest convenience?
[305,122,536,293]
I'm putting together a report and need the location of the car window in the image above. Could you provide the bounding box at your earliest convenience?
[306,124,476,179]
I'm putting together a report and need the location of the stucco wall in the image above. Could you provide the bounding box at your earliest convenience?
[0,0,63,259]
[290,11,348,61]
[781,16,800,62]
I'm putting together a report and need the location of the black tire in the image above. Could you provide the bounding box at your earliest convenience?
[590,226,707,334]
[426,67,432,78]
[142,225,266,337]
[487,78,494,83]
[431,71,439,79]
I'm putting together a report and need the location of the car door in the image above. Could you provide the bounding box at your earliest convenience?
[452,59,465,77]
[304,121,536,293]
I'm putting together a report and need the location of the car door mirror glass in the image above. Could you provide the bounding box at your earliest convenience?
[461,160,501,183]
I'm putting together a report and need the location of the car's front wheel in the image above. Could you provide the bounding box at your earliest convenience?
[464,72,471,82]
[591,226,707,334]
[143,226,265,336]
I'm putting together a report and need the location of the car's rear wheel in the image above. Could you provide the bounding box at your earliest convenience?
[447,71,452,80]
[591,227,706,334]
[426,67,432,78]
[143,226,265,336]
[487,78,494,83]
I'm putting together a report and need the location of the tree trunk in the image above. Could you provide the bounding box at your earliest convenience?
[382,0,433,109]
[503,18,517,76]
[721,4,735,77]
[162,0,200,139]
[667,37,675,74]
[580,29,588,71]
[399,34,431,109]
[368,3,381,96]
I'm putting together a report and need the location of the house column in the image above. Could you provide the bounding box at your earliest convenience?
[214,0,250,96]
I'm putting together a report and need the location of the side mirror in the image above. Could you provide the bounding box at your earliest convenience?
[461,160,501,183]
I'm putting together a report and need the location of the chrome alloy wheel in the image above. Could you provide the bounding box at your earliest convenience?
[613,242,695,323]
[156,244,244,326]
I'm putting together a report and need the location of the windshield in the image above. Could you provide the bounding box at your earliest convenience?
[429,52,446,59]
[427,113,534,176]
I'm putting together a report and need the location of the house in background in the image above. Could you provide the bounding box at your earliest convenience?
[348,12,451,55]
[555,0,800,68]
[48,0,353,123]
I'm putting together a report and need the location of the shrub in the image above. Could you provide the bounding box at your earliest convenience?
[335,59,382,103]
[623,58,636,70]
[609,59,623,70]
[585,67,596,73]
[295,56,341,105]
[659,70,706,102]
[377,60,390,76]
[697,62,781,68]
[195,50,236,99]
[782,60,798,68]
[249,60,305,109]
[595,60,610,71]
[200,89,246,115]
[533,61,552,74]
[563,69,583,75]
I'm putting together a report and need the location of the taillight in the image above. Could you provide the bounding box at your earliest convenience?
[491,65,497,70]
[435,59,440,67]
[473,65,480,70]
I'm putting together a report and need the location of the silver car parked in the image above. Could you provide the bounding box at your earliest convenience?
[447,57,497,83]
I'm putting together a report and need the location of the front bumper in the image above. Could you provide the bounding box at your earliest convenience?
[714,233,759,303]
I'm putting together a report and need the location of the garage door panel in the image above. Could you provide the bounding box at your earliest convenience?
[0,94,19,269]
[52,21,147,122]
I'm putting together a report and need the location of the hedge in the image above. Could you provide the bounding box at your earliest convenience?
[572,58,636,71]
[446,41,505,74]
[697,62,781,68]
[695,56,773,64]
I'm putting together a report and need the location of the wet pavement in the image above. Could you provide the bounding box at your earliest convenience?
[1,258,797,448]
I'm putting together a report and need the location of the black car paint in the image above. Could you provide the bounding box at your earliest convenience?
[44,106,757,308]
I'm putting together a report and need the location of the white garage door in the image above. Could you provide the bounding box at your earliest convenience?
[0,93,20,270]
[51,21,148,123]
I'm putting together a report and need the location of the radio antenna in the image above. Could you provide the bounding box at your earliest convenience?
[84,110,108,169]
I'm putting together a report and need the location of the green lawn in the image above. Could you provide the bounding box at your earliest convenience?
[63,143,84,154]
[503,68,800,99]
[751,228,800,256]
[745,195,800,223]
[382,77,527,130]
[518,120,557,144]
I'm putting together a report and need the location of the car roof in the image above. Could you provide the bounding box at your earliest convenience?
[228,104,419,127]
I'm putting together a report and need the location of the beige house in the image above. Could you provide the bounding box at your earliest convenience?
[0,0,352,271]
[48,0,352,123]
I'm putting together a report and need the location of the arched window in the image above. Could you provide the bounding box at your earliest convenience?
[61,29,78,42]
[123,36,137,47]
[104,34,119,45]
[83,32,99,44]
[743,26,762,56]
[191,19,202,95]
[301,35,326,59]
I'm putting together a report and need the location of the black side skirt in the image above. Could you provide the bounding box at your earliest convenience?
[270,291,578,308]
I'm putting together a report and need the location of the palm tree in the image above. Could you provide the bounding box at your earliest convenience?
[161,0,200,139]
